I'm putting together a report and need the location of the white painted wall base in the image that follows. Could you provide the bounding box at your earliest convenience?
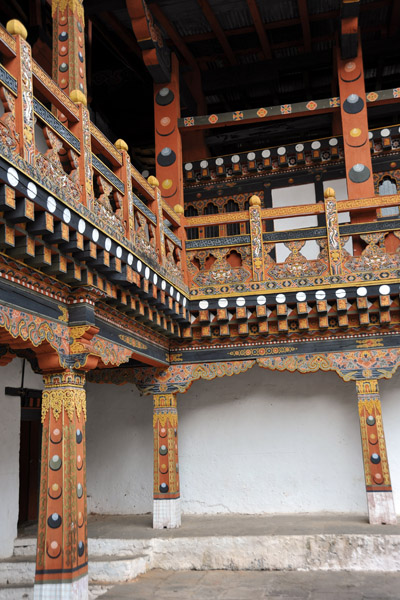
[153,498,181,528]
[33,574,88,600]
[367,492,397,525]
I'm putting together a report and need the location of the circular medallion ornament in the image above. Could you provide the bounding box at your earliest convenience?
[48,513,62,529]
[156,87,174,106]
[349,164,370,183]
[157,147,176,167]
[370,453,381,464]
[78,541,85,557]
[343,94,364,114]
[160,483,169,493]
[208,114,218,124]
[350,128,362,137]
[48,483,62,500]
[50,455,62,471]
[159,445,168,455]
[47,541,61,559]
[76,429,83,444]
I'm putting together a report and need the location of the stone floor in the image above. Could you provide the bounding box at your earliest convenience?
[99,570,400,599]
[18,512,400,540]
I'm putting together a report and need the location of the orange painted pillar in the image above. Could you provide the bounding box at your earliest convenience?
[153,393,181,528]
[154,54,183,212]
[356,379,396,525]
[52,0,87,123]
[34,371,88,599]
[337,35,375,222]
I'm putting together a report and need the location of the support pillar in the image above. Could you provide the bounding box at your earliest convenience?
[153,393,181,528]
[356,379,397,525]
[34,370,88,599]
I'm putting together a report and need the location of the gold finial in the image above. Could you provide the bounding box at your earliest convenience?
[249,195,261,207]
[6,20,28,40]
[148,176,159,188]
[174,204,184,215]
[115,139,128,152]
[324,187,335,199]
[70,90,87,106]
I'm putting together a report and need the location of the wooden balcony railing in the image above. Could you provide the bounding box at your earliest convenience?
[0,24,185,291]
[184,192,400,298]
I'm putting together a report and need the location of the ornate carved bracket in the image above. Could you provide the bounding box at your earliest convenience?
[126,0,171,83]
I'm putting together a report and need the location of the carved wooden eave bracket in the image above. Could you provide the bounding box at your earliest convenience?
[126,0,171,83]
[87,346,400,394]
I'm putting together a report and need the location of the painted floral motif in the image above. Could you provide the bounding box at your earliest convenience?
[280,104,292,114]
[257,108,268,118]
[306,100,317,110]
[208,114,218,124]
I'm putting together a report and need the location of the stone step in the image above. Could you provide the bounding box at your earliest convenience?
[0,553,150,586]
[13,537,152,558]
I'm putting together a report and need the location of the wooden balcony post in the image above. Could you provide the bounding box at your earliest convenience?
[115,139,135,243]
[52,0,87,124]
[324,187,342,275]
[5,21,35,165]
[249,195,265,282]
[70,100,93,209]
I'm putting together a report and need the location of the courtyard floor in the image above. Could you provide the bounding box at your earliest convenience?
[99,569,400,599]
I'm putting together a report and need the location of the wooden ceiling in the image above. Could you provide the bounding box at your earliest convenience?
[1,0,400,169]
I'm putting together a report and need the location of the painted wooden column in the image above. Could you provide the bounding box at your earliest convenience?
[34,370,88,600]
[337,36,374,215]
[356,379,397,525]
[249,195,265,282]
[5,21,35,165]
[324,187,342,275]
[70,100,93,209]
[154,54,183,212]
[52,0,87,123]
[153,393,181,528]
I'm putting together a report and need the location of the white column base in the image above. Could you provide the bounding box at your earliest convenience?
[153,497,181,529]
[367,491,397,525]
[33,574,88,600]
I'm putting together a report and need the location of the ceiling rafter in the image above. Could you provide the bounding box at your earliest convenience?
[246,0,272,60]
[196,0,237,66]
[298,0,311,52]
[150,3,200,72]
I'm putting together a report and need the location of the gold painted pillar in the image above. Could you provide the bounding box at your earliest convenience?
[153,393,181,528]
[356,379,396,524]
[34,371,88,599]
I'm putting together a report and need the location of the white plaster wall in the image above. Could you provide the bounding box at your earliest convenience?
[0,358,42,558]
[86,382,153,514]
[85,367,400,517]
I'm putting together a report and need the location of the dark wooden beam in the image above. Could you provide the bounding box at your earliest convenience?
[246,0,272,59]
[196,0,237,66]
[298,0,311,53]
[150,3,199,71]
[389,0,400,36]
